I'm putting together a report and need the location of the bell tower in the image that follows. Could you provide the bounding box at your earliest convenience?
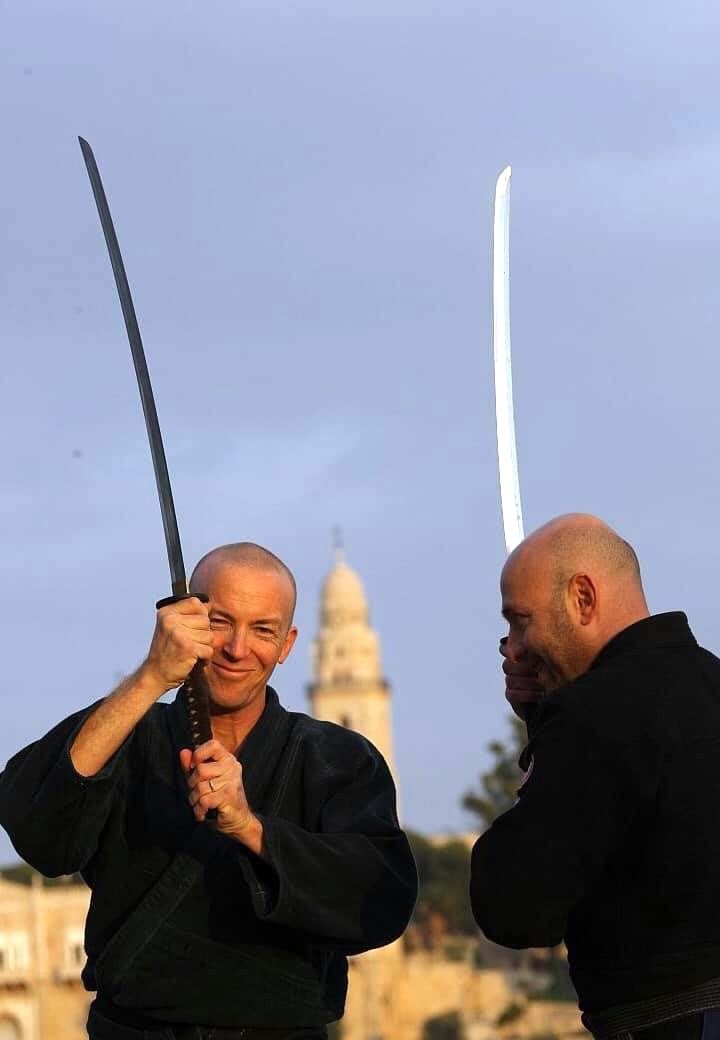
[307,536,396,783]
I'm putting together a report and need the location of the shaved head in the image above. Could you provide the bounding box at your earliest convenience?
[516,513,642,593]
[191,543,297,624]
[501,514,649,690]
[188,543,298,720]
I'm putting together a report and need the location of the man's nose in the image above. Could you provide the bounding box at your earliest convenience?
[502,631,527,664]
[223,628,250,659]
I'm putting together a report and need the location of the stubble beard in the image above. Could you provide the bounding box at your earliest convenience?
[544,596,588,690]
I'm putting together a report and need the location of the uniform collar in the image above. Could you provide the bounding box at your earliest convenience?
[590,611,696,671]
[170,685,293,809]
[236,686,294,807]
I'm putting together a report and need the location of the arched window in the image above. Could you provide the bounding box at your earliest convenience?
[64,927,86,973]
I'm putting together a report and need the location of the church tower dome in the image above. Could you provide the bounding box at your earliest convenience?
[321,558,369,626]
[308,540,396,783]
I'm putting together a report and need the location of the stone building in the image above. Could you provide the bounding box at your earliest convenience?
[308,544,396,783]
[0,875,90,1040]
[307,546,403,1040]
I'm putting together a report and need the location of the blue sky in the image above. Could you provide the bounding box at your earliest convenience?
[2,1,720,861]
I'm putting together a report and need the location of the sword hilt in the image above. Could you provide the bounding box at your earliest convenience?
[156,592,218,822]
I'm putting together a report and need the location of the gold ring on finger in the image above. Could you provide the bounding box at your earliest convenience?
[208,779,216,793]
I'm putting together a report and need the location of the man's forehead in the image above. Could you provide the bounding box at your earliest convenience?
[501,591,526,618]
[200,561,291,597]
[501,548,545,602]
[500,552,526,590]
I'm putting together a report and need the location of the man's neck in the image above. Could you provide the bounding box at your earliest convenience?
[603,606,651,646]
[211,688,267,754]
[589,607,652,668]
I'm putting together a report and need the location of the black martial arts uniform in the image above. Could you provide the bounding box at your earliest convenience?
[0,686,417,1038]
[471,613,720,1039]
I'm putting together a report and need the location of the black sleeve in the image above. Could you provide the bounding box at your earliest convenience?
[0,704,133,877]
[239,745,418,955]
[470,696,658,949]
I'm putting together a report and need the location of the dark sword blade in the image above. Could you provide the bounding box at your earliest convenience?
[78,137,186,596]
[78,136,214,754]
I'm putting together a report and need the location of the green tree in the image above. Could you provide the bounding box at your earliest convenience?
[0,863,85,887]
[406,830,476,936]
[461,714,526,829]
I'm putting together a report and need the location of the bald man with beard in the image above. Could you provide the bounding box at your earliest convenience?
[0,543,417,1040]
[471,515,720,1040]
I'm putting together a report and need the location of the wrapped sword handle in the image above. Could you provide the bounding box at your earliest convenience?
[156,592,218,821]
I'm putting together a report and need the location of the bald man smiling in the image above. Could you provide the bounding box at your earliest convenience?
[471,515,720,1040]
[0,542,417,1040]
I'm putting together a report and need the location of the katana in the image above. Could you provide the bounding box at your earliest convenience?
[494,166,541,725]
[78,137,216,770]
[492,165,524,554]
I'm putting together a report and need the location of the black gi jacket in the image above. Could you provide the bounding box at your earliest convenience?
[0,687,417,1030]
[471,613,720,1028]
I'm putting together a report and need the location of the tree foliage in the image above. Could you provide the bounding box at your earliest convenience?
[403,715,529,938]
[0,863,84,887]
[461,714,527,829]
[406,829,477,937]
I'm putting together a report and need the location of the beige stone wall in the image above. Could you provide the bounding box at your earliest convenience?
[0,880,91,1040]
[339,950,584,1040]
[0,874,584,1040]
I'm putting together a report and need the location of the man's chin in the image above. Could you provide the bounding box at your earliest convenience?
[207,673,265,713]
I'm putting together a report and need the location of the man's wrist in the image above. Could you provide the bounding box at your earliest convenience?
[135,660,174,698]
[229,813,264,857]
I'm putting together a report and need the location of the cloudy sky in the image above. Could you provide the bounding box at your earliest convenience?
[2,1,720,862]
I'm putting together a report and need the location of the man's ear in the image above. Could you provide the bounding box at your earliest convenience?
[569,573,597,625]
[278,626,298,664]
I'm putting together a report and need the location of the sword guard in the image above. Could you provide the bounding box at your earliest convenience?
[155,592,209,609]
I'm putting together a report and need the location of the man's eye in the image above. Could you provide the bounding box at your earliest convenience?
[257,627,275,636]
[209,617,229,628]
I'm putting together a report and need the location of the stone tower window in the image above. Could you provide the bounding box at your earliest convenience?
[63,927,86,975]
[0,932,29,976]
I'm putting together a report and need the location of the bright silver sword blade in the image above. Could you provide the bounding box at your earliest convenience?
[493,165,524,554]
